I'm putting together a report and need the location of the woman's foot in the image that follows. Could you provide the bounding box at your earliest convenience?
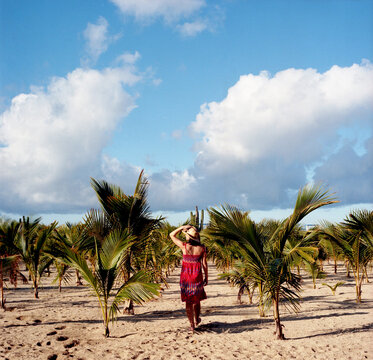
[196,317,201,326]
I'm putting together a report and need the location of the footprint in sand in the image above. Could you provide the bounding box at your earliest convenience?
[47,331,57,336]
[55,326,66,330]
[47,355,57,360]
[64,340,79,349]
[56,336,69,342]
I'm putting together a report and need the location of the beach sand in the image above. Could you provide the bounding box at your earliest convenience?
[1,263,372,360]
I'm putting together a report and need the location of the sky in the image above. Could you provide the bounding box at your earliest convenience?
[0,0,372,226]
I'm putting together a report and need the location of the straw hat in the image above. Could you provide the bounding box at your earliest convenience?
[185,227,199,240]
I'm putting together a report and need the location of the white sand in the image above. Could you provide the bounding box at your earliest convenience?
[1,263,372,360]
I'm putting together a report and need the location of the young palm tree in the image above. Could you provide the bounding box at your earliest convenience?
[89,170,163,314]
[207,205,269,317]
[304,260,326,289]
[53,222,89,287]
[1,217,57,298]
[0,255,20,309]
[263,185,336,339]
[318,210,373,303]
[142,222,181,286]
[318,236,343,274]
[219,261,256,304]
[49,228,160,337]
[16,217,57,298]
[208,184,337,339]
[0,220,27,290]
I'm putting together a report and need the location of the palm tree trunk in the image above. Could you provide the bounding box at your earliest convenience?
[104,304,110,337]
[124,300,134,315]
[363,266,369,283]
[0,270,5,309]
[352,266,362,303]
[33,278,39,299]
[123,256,135,314]
[345,261,351,278]
[248,286,253,305]
[258,282,265,317]
[273,291,285,340]
[237,286,244,304]
[76,269,83,285]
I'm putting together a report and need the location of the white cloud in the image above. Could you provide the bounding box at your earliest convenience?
[176,6,224,37]
[0,62,141,214]
[116,51,141,65]
[110,0,217,36]
[177,19,208,37]
[192,63,373,171]
[2,61,372,217]
[185,61,373,209]
[148,170,197,210]
[110,0,205,23]
[83,17,120,62]
[146,61,373,212]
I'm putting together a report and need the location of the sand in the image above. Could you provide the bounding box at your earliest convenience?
[1,262,372,360]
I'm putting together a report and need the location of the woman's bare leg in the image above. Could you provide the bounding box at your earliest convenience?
[185,302,195,332]
[193,302,201,326]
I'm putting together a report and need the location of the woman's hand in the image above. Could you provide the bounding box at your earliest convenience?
[181,225,192,233]
[203,278,208,286]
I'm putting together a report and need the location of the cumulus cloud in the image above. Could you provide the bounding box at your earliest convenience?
[116,51,141,65]
[1,61,372,216]
[146,61,373,212]
[0,62,141,214]
[83,17,120,62]
[110,0,219,36]
[110,0,205,22]
[177,19,208,36]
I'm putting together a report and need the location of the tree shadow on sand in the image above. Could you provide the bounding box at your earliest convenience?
[291,323,373,340]
[194,318,268,334]
[285,310,369,322]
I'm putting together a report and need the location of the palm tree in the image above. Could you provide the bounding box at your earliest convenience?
[0,255,21,309]
[142,222,181,286]
[89,170,163,314]
[318,210,373,303]
[16,217,57,298]
[0,220,27,290]
[304,260,326,289]
[219,261,256,304]
[52,223,89,287]
[318,236,343,274]
[208,184,337,339]
[207,205,269,317]
[49,228,160,337]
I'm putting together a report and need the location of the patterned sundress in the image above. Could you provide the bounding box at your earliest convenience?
[180,244,207,304]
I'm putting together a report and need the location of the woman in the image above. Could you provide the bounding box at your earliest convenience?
[170,225,208,333]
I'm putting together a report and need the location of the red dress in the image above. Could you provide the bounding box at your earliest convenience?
[180,245,207,304]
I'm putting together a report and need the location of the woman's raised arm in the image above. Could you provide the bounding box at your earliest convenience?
[169,225,191,249]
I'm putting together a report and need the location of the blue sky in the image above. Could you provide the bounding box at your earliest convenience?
[1,0,372,225]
